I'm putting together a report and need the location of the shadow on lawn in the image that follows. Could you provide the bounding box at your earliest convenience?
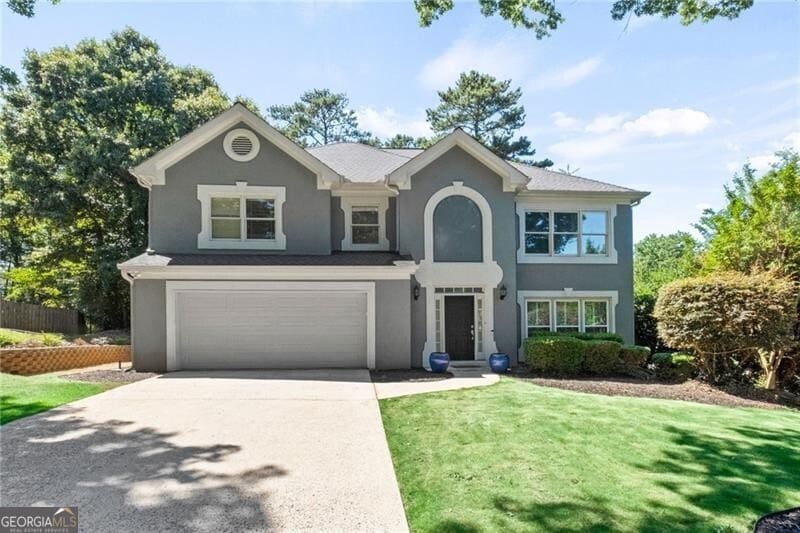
[639,423,800,527]
[0,406,285,531]
[0,395,54,424]
[442,423,800,533]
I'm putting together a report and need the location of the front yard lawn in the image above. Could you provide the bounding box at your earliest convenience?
[380,378,800,532]
[0,372,119,424]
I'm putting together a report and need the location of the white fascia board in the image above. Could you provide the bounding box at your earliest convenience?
[119,264,419,281]
[387,129,529,192]
[516,190,650,204]
[129,104,343,190]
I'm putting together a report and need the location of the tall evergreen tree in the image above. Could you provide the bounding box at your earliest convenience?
[268,89,370,146]
[426,71,552,166]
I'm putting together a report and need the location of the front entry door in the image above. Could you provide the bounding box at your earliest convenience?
[444,296,475,360]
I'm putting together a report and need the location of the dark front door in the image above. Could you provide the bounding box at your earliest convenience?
[444,296,475,360]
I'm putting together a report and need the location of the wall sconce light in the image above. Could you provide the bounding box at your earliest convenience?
[413,283,421,300]
[499,284,508,300]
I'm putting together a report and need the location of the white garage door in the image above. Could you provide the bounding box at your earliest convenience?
[169,283,372,370]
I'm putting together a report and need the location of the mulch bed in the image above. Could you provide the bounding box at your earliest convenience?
[510,370,797,410]
[755,507,800,533]
[370,369,452,383]
[61,369,160,384]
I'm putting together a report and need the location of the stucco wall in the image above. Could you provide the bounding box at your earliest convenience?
[129,279,411,372]
[515,203,635,344]
[149,122,331,255]
[397,146,519,366]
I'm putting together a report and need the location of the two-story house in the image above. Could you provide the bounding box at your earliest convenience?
[119,103,648,372]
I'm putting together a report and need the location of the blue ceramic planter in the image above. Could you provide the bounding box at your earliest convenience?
[429,352,450,373]
[489,353,510,374]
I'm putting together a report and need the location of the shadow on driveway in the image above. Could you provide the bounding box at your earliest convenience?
[0,405,284,532]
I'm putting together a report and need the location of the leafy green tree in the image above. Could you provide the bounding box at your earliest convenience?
[697,152,800,278]
[414,0,753,38]
[268,89,369,146]
[426,71,551,165]
[634,232,702,298]
[6,0,58,17]
[632,231,701,352]
[1,28,236,327]
[382,134,436,150]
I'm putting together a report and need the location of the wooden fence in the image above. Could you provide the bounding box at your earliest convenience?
[0,299,83,334]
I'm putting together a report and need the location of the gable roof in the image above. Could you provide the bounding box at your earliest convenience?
[129,103,342,190]
[386,129,530,192]
[307,143,409,183]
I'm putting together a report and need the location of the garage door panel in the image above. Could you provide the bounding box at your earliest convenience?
[175,287,368,369]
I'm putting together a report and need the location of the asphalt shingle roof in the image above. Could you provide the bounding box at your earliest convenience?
[119,251,413,268]
[306,142,644,195]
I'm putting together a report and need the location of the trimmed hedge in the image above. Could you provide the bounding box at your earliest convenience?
[652,352,695,382]
[619,345,650,370]
[531,331,624,343]
[524,337,585,374]
[583,341,622,375]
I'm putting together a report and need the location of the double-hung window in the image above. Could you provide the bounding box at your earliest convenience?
[198,183,286,250]
[525,298,611,336]
[351,207,380,245]
[341,196,389,251]
[210,197,276,240]
[523,209,610,257]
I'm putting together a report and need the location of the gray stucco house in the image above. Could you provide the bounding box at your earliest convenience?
[119,103,648,372]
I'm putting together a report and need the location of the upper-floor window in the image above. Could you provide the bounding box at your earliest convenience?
[351,207,380,245]
[341,196,389,251]
[433,195,483,262]
[198,182,286,250]
[521,209,611,261]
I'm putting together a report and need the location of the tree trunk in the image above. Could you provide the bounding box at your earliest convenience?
[758,349,780,390]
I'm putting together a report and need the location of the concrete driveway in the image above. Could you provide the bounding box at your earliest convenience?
[0,370,408,532]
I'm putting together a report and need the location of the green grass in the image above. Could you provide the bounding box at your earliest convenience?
[0,327,63,347]
[380,378,800,533]
[0,373,119,424]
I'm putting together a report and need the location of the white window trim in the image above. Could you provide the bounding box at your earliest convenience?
[517,289,618,358]
[165,281,376,371]
[223,128,261,162]
[340,195,389,251]
[517,201,618,264]
[197,182,286,250]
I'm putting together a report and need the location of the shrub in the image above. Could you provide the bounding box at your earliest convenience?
[655,271,798,387]
[524,337,586,375]
[583,341,622,375]
[652,352,695,382]
[530,330,623,343]
[40,333,64,347]
[634,293,671,354]
[0,331,17,347]
[619,345,650,371]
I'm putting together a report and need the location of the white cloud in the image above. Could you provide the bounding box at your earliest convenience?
[549,107,713,160]
[585,113,628,134]
[724,130,799,174]
[747,154,779,173]
[355,106,431,139]
[783,131,800,150]
[529,56,602,92]
[622,108,712,137]
[418,37,529,90]
[551,112,581,131]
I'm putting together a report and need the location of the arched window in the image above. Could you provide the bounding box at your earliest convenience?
[433,195,483,262]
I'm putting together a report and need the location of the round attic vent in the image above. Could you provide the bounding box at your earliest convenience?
[223,128,260,162]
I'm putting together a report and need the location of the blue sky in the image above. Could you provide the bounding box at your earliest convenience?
[2,1,798,240]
